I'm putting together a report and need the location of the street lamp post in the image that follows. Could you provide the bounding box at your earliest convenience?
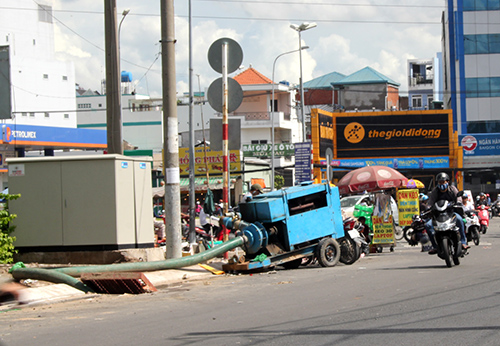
[290,22,317,143]
[271,46,309,191]
[118,9,130,93]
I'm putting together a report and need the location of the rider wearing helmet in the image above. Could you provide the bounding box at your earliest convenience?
[477,192,487,207]
[425,172,469,254]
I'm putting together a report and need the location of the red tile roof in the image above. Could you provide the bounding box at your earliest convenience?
[234,67,272,85]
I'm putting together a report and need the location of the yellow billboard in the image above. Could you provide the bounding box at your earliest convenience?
[178,147,241,176]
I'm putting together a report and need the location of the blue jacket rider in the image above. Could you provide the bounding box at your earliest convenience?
[425,172,469,255]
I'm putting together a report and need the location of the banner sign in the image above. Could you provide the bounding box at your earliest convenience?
[397,189,420,227]
[372,215,395,244]
[335,111,451,158]
[294,142,312,183]
[242,143,295,158]
[178,147,241,176]
[460,133,500,156]
[319,156,449,169]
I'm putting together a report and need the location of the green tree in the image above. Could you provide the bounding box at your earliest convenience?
[0,192,20,264]
[274,174,285,190]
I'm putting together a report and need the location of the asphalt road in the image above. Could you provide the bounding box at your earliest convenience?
[1,219,500,346]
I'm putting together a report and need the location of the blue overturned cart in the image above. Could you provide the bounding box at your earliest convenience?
[221,182,345,271]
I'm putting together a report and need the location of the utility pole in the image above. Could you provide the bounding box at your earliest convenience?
[104,0,122,154]
[161,0,182,259]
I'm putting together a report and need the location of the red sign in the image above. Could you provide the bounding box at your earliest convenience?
[461,135,477,151]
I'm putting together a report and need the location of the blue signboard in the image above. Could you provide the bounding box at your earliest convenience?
[459,134,500,157]
[320,156,450,169]
[294,142,312,183]
[1,124,106,148]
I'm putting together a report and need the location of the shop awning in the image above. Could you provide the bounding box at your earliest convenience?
[152,176,238,198]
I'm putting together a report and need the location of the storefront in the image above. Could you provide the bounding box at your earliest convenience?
[310,109,462,193]
[460,134,500,199]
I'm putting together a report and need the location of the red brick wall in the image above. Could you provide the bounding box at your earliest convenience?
[387,86,399,110]
[303,89,336,105]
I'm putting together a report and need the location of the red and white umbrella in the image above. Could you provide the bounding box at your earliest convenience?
[336,165,408,195]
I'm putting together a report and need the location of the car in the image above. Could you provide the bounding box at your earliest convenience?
[340,194,402,239]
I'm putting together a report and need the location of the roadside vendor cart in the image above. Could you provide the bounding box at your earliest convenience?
[337,165,408,253]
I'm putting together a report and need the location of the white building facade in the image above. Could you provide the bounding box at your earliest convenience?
[0,0,77,129]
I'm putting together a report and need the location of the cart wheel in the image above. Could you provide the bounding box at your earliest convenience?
[316,238,340,267]
[390,246,394,252]
[376,246,383,253]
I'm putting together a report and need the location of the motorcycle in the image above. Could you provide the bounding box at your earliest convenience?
[464,210,480,245]
[430,200,466,268]
[477,205,489,234]
[491,200,500,217]
[338,218,369,265]
[403,212,433,252]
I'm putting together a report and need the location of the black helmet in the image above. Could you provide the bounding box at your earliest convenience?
[436,172,450,182]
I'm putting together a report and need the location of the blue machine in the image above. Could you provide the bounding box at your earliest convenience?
[222,182,345,270]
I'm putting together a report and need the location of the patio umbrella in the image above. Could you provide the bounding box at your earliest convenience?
[337,165,408,195]
[406,179,424,189]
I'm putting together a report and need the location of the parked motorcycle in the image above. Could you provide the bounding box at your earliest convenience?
[338,218,369,265]
[491,200,500,217]
[464,210,480,246]
[477,205,489,234]
[430,200,466,268]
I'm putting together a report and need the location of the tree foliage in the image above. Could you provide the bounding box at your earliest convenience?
[274,174,285,190]
[0,193,20,264]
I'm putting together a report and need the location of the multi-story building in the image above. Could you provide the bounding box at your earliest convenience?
[443,0,500,195]
[407,54,443,110]
[0,0,105,189]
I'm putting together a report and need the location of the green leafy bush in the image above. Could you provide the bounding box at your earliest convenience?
[0,193,20,264]
[274,174,285,190]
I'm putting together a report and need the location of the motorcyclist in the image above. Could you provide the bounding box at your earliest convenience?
[425,172,469,254]
[461,193,474,212]
[476,192,488,207]
[419,193,430,211]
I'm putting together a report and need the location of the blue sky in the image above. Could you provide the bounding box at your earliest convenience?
[53,0,444,98]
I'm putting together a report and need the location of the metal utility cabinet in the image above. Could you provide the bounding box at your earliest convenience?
[7,155,154,252]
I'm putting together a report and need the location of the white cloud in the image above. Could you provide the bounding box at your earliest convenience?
[52,0,443,99]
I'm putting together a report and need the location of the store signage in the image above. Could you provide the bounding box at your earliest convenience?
[242,143,295,157]
[335,111,451,158]
[294,142,312,183]
[178,147,241,176]
[459,134,500,156]
[319,156,450,169]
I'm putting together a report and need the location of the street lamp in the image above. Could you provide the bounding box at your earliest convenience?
[271,46,309,191]
[290,22,317,143]
[118,9,130,92]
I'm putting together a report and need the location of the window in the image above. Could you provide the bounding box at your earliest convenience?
[44,112,49,118]
[251,140,267,144]
[464,34,500,55]
[464,0,500,10]
[62,75,68,81]
[21,112,27,117]
[270,99,278,112]
[427,95,434,107]
[43,74,48,79]
[98,104,102,107]
[64,114,69,119]
[78,103,91,109]
[38,4,53,23]
[466,77,500,98]
[412,95,422,108]
[29,112,35,117]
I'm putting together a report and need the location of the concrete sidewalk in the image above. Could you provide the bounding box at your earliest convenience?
[0,261,225,309]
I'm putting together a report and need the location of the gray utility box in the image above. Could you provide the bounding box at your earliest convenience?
[7,155,154,252]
